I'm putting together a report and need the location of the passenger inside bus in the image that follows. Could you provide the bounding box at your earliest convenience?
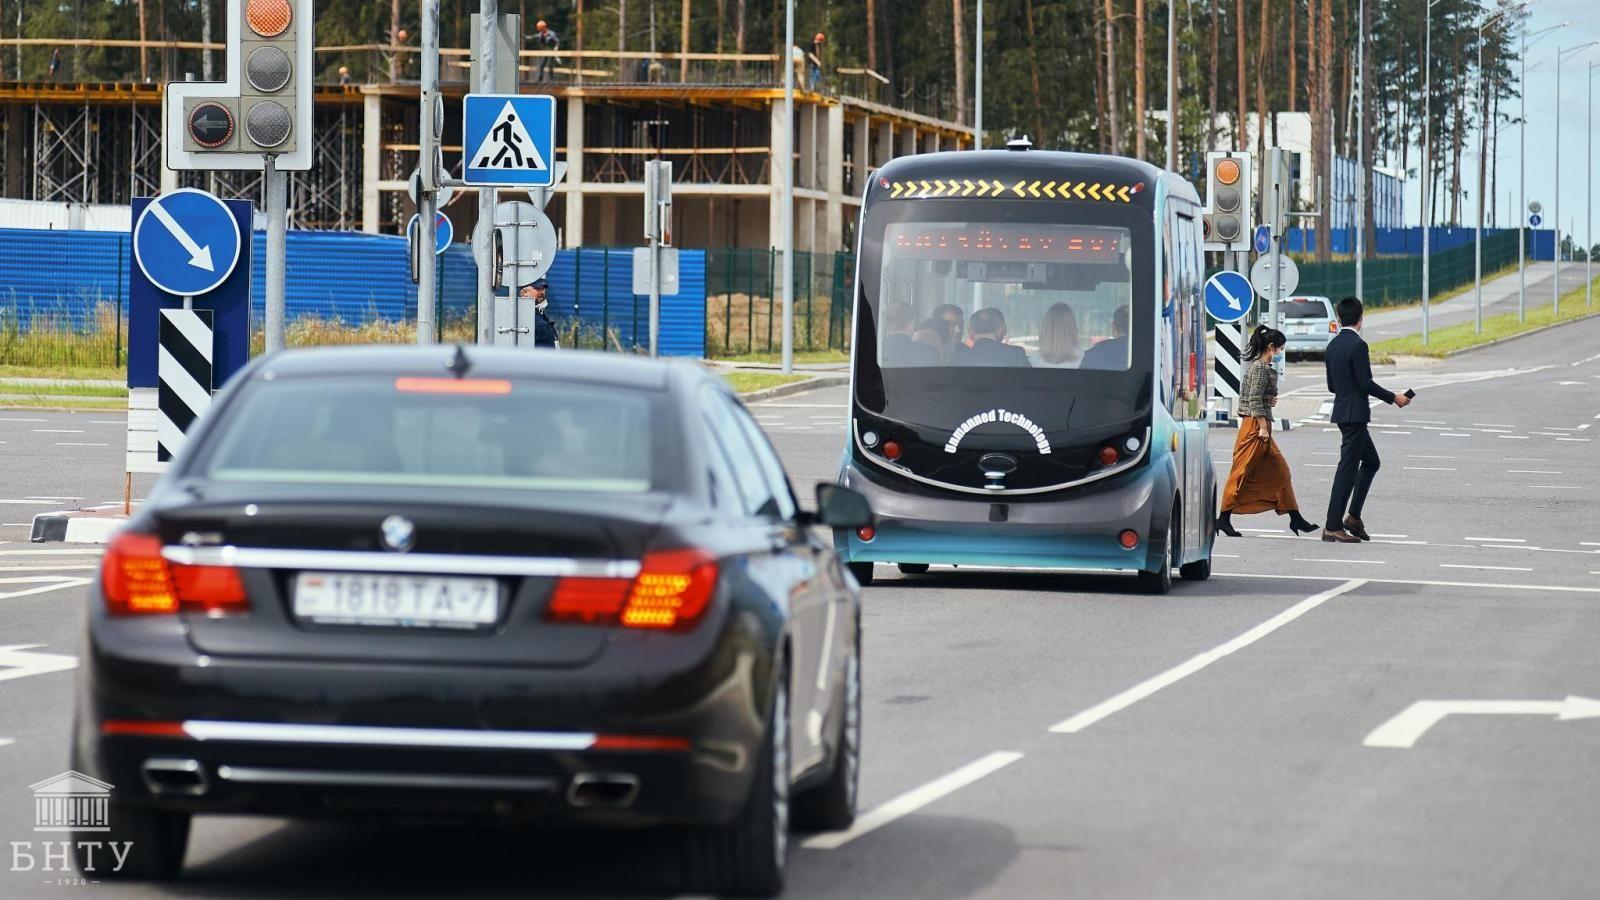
[932,303,965,354]
[951,307,1030,367]
[881,302,941,367]
[1079,304,1131,370]
[912,319,948,360]
[1028,303,1084,368]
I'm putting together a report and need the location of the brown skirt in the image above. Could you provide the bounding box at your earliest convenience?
[1221,416,1299,516]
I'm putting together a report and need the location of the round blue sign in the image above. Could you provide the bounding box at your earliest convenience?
[132,188,241,297]
[1529,214,1543,227]
[1204,271,1255,323]
[1253,225,1272,255]
[407,212,453,256]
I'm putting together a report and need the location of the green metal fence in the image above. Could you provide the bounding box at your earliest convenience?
[1290,231,1524,308]
[703,248,854,357]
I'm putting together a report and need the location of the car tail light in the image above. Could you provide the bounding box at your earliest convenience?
[1099,445,1120,466]
[1328,321,1338,334]
[395,377,512,395]
[102,532,248,616]
[881,440,902,461]
[1119,530,1140,549]
[546,548,718,631]
[856,525,876,542]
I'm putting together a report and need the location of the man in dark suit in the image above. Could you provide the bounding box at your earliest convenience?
[951,307,1030,367]
[1322,296,1410,543]
[880,302,941,367]
[1079,304,1131,370]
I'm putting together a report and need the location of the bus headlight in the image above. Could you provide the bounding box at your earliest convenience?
[862,430,879,448]
[1124,436,1142,453]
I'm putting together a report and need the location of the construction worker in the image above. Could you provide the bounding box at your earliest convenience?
[534,20,560,83]
[809,33,825,91]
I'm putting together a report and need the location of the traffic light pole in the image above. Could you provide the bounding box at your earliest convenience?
[473,0,499,345]
[417,0,440,345]
[263,154,287,353]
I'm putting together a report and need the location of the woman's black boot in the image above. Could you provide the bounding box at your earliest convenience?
[1215,511,1242,537]
[1287,511,1318,535]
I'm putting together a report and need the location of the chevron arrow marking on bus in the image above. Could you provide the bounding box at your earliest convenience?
[1363,696,1600,749]
[1012,180,1026,198]
[1073,183,1087,200]
[1117,185,1132,202]
[991,179,1005,195]
[1043,181,1057,198]
[961,179,976,196]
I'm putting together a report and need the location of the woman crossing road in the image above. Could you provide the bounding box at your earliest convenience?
[1217,326,1320,538]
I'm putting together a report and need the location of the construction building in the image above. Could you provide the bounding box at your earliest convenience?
[0,45,973,252]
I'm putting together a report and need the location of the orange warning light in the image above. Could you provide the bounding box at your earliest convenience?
[246,0,292,38]
[1215,158,1240,185]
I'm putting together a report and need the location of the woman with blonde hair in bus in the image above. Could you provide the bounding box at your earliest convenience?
[1216,325,1319,538]
[1028,302,1083,368]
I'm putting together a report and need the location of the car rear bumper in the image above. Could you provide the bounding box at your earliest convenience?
[1284,332,1334,353]
[74,616,766,827]
[834,459,1165,572]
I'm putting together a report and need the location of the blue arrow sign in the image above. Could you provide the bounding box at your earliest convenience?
[463,94,556,187]
[1529,213,1543,227]
[132,188,241,297]
[407,212,454,256]
[1204,271,1255,323]
[1253,225,1272,255]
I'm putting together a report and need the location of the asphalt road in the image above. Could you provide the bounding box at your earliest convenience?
[1357,260,1592,343]
[1,317,1598,898]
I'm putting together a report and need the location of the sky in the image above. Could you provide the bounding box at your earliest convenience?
[1402,0,1600,240]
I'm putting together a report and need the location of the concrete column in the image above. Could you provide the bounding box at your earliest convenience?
[900,127,918,158]
[361,92,382,233]
[923,131,940,154]
[876,120,894,168]
[826,104,845,251]
[852,114,871,196]
[564,97,585,247]
[770,100,790,248]
[798,103,818,191]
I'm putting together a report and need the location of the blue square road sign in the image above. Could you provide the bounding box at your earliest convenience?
[463,94,557,188]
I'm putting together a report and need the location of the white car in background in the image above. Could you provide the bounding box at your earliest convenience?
[1278,295,1338,359]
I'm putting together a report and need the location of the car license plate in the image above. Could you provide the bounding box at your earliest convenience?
[292,572,499,629]
[1290,324,1309,334]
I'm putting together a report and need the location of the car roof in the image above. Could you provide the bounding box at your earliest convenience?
[253,345,712,393]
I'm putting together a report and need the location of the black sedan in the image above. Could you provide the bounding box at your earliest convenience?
[72,346,872,897]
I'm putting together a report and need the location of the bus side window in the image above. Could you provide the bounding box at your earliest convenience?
[1180,212,1206,412]
[1161,212,1180,410]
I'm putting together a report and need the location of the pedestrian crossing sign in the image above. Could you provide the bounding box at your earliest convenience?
[463,94,556,187]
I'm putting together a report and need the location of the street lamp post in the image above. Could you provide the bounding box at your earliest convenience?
[1519,24,1568,322]
[1356,0,1365,298]
[1474,2,1532,334]
[780,0,794,374]
[1421,0,1446,346]
[1590,61,1597,307]
[1555,41,1600,319]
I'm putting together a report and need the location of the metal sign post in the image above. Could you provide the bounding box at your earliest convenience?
[263,154,286,352]
[416,0,442,344]
[474,0,500,344]
[644,160,673,357]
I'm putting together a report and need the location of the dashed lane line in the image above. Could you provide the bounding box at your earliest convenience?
[1404,466,1456,471]
[1498,435,1531,439]
[1530,485,1582,490]
[1294,558,1387,565]
[0,548,104,556]
[1047,580,1369,734]
[0,739,12,749]
[802,751,1025,850]
[1440,564,1534,572]
[1466,537,1525,543]
[1556,437,1592,442]
[0,565,98,572]
[0,579,91,600]
[1212,572,1600,594]
[31,429,83,434]
[1508,470,1562,474]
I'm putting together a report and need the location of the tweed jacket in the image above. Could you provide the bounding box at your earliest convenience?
[1237,359,1278,419]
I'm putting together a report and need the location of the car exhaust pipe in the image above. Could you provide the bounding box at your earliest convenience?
[566,773,640,809]
[141,758,210,796]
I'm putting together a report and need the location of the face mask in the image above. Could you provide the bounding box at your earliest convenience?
[535,299,548,314]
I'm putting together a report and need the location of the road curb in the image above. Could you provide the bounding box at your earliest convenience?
[30,512,127,544]
[1436,310,1600,357]
[738,374,849,403]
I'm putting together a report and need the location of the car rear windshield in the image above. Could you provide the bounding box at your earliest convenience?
[1282,299,1332,319]
[199,375,660,493]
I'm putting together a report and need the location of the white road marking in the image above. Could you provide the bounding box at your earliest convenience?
[1505,457,1550,462]
[56,442,109,447]
[1440,564,1533,572]
[0,579,91,600]
[0,738,12,748]
[1212,553,1240,558]
[1370,533,1409,538]
[1407,419,1448,425]
[0,643,78,682]
[1438,433,1470,438]
[1386,431,1414,435]
[1465,537,1525,543]
[1532,432,1567,437]
[1556,437,1591,442]
[802,751,1025,850]
[0,548,104,556]
[1364,697,1600,749]
[1542,427,1581,431]
[1583,543,1600,548]
[31,429,83,433]
[89,420,124,425]
[1508,470,1561,474]
[1371,539,1429,545]
[1212,572,1600,593]
[1294,558,1386,565]
[1306,464,1337,468]
[1473,423,1513,428]
[1498,435,1531,439]
[25,496,79,501]
[0,565,98,572]
[1404,466,1456,471]
[1530,485,1582,490]
[1406,455,1455,459]
[0,499,60,505]
[753,403,843,409]
[0,417,46,422]
[1047,579,1368,734]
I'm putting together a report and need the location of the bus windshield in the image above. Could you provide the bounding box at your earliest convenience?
[877,222,1134,372]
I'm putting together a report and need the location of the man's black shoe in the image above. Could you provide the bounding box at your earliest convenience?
[1321,528,1361,543]
[1344,516,1372,541]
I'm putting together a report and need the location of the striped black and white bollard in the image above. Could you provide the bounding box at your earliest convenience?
[156,308,214,462]
[1211,320,1242,426]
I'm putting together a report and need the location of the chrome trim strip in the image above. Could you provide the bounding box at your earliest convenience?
[850,421,1153,496]
[161,546,641,579]
[215,765,559,793]
[182,720,597,751]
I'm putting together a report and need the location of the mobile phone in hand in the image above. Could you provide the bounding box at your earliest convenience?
[1404,389,1416,399]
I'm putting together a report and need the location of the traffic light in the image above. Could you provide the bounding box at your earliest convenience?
[1202,151,1252,253]
[169,0,315,171]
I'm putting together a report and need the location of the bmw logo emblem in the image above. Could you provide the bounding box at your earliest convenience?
[380,515,416,553]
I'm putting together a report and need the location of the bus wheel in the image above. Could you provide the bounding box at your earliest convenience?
[897,563,930,575]
[1136,510,1175,595]
[847,562,875,587]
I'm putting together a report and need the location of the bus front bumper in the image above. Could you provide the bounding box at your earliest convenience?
[835,460,1167,573]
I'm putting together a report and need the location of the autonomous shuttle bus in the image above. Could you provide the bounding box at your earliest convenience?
[835,147,1216,593]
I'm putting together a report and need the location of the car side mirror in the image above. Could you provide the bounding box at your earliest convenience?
[814,483,873,529]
